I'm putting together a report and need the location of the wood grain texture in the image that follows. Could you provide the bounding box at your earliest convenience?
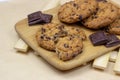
[15,6,120,70]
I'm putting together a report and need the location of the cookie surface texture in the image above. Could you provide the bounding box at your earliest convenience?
[82,1,118,29]
[64,26,86,40]
[58,0,98,23]
[36,23,66,51]
[56,36,83,61]
[107,9,120,35]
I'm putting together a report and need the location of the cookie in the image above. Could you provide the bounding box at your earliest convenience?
[82,1,118,29]
[58,0,98,23]
[56,36,83,61]
[107,9,120,35]
[64,26,86,40]
[36,23,67,51]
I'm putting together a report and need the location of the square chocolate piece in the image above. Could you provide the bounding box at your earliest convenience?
[42,14,53,23]
[28,11,53,26]
[28,11,43,22]
[105,34,120,47]
[89,31,108,46]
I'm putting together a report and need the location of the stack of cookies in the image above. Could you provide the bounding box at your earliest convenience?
[58,0,119,30]
[36,23,86,61]
[36,0,120,61]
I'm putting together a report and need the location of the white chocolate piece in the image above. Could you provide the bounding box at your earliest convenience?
[109,51,118,62]
[113,49,120,74]
[92,53,110,70]
[60,0,74,5]
[14,39,29,52]
[42,0,60,11]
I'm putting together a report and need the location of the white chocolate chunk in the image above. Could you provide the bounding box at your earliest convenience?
[14,39,29,52]
[42,0,60,11]
[92,53,110,70]
[60,0,74,5]
[113,48,120,74]
[109,51,118,62]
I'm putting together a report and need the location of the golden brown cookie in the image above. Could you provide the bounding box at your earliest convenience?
[36,23,67,51]
[82,1,118,29]
[107,9,120,35]
[56,36,83,61]
[58,0,98,23]
[64,26,86,40]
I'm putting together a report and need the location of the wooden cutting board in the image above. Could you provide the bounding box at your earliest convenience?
[15,6,120,70]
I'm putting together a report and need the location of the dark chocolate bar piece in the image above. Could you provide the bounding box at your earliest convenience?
[28,11,53,26]
[42,14,53,23]
[105,34,120,47]
[28,11,43,22]
[89,31,108,46]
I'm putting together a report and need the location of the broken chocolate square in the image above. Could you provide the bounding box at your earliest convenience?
[42,14,53,23]
[28,11,53,26]
[89,31,108,46]
[105,34,120,47]
[28,11,43,22]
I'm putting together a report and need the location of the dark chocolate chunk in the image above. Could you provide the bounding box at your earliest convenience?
[40,35,44,39]
[42,14,53,23]
[89,31,108,46]
[64,44,69,48]
[28,11,42,22]
[28,19,43,25]
[105,34,120,47]
[41,28,46,33]
[79,15,82,20]
[96,0,107,2]
[28,11,53,26]
[73,3,77,7]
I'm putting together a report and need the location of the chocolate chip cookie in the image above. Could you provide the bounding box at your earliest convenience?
[82,1,118,29]
[36,23,67,51]
[58,0,98,23]
[107,9,120,35]
[65,26,86,40]
[56,36,83,61]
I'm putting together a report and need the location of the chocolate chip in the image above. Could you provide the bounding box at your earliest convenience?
[76,29,79,32]
[46,37,51,40]
[84,1,88,3]
[41,28,46,33]
[64,44,69,48]
[52,36,57,40]
[96,8,99,11]
[58,25,64,30]
[71,13,75,16]
[115,26,120,28]
[69,37,72,40]
[111,10,114,12]
[40,35,44,39]
[105,34,120,47]
[89,31,108,46]
[72,54,76,58]
[73,3,77,7]
[96,0,107,2]
[79,15,82,21]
